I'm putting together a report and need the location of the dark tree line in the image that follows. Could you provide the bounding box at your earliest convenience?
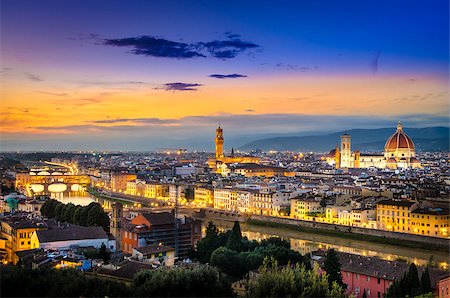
[40,199,110,232]
[385,263,433,297]
[1,264,233,297]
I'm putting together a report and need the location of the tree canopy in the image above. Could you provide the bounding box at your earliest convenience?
[248,257,347,298]
[40,199,110,232]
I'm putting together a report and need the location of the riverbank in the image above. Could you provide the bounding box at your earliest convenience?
[248,219,448,252]
[86,187,138,206]
[195,209,449,253]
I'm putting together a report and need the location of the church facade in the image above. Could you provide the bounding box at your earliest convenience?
[329,122,421,169]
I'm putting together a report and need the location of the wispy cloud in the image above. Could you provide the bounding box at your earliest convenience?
[209,73,248,79]
[156,82,202,91]
[101,33,260,59]
[25,73,43,82]
[37,91,68,97]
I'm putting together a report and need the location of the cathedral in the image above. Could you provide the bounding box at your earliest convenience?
[207,126,260,171]
[329,122,421,169]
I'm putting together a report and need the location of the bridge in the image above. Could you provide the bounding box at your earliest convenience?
[15,172,91,197]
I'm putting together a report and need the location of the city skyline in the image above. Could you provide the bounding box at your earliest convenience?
[1,0,449,150]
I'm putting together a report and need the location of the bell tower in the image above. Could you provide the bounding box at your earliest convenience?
[215,126,224,159]
[340,133,351,168]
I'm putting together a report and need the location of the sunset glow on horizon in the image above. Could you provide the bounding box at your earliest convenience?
[1,0,448,150]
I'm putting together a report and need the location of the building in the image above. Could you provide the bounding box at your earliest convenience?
[290,197,323,220]
[31,225,115,251]
[111,173,137,192]
[0,217,47,264]
[330,122,421,169]
[208,126,260,172]
[132,244,175,267]
[144,183,168,199]
[410,207,449,238]
[376,199,418,233]
[313,250,449,298]
[194,186,214,207]
[121,212,201,258]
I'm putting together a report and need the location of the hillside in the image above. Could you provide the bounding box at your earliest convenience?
[239,127,449,152]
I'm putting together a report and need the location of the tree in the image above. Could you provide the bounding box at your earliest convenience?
[134,264,233,297]
[71,206,83,225]
[323,249,346,289]
[99,243,110,263]
[87,203,110,232]
[362,289,367,298]
[53,203,64,221]
[61,203,76,222]
[193,221,223,263]
[406,263,421,296]
[248,257,347,298]
[210,246,246,278]
[226,221,243,252]
[420,267,432,294]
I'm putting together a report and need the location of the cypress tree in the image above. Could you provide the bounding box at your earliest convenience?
[226,221,243,252]
[420,267,432,294]
[323,249,346,289]
[406,263,421,296]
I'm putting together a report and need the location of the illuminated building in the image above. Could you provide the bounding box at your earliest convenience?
[410,208,449,237]
[0,218,46,264]
[208,126,260,172]
[290,197,323,219]
[328,122,421,169]
[376,199,418,233]
[194,186,214,207]
[111,173,137,192]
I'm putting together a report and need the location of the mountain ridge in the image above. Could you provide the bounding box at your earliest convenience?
[239,126,449,152]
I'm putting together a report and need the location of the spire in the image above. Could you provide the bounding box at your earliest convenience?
[397,121,403,131]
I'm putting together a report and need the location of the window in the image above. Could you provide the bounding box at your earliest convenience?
[356,274,359,280]
[378,292,381,298]
[366,276,370,282]
[377,278,381,284]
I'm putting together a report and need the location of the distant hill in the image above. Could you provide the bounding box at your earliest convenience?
[239,127,449,152]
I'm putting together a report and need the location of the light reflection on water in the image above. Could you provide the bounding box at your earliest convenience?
[208,222,449,270]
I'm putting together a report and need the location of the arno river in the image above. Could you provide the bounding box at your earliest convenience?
[209,219,449,270]
[57,193,449,270]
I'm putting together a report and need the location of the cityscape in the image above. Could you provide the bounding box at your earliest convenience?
[1,1,449,298]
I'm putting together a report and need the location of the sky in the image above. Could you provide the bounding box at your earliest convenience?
[1,0,448,151]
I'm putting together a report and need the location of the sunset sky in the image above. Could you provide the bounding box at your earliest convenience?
[1,0,448,151]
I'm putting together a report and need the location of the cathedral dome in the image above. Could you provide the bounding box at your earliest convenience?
[384,122,415,151]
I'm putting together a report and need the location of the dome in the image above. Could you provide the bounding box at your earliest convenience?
[384,121,415,151]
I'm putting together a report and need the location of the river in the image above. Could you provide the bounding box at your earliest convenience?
[54,193,449,271]
[209,219,449,270]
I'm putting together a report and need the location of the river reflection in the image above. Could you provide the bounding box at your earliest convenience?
[209,219,449,270]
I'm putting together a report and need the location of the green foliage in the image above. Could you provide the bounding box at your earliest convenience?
[192,222,308,279]
[192,221,223,263]
[133,264,233,297]
[248,257,347,298]
[0,266,130,297]
[386,263,431,298]
[210,247,247,278]
[99,243,110,263]
[40,199,110,232]
[323,249,346,289]
[226,221,243,252]
[420,267,432,293]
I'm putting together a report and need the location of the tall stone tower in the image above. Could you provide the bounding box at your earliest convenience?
[111,202,123,251]
[340,133,351,168]
[215,126,224,159]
